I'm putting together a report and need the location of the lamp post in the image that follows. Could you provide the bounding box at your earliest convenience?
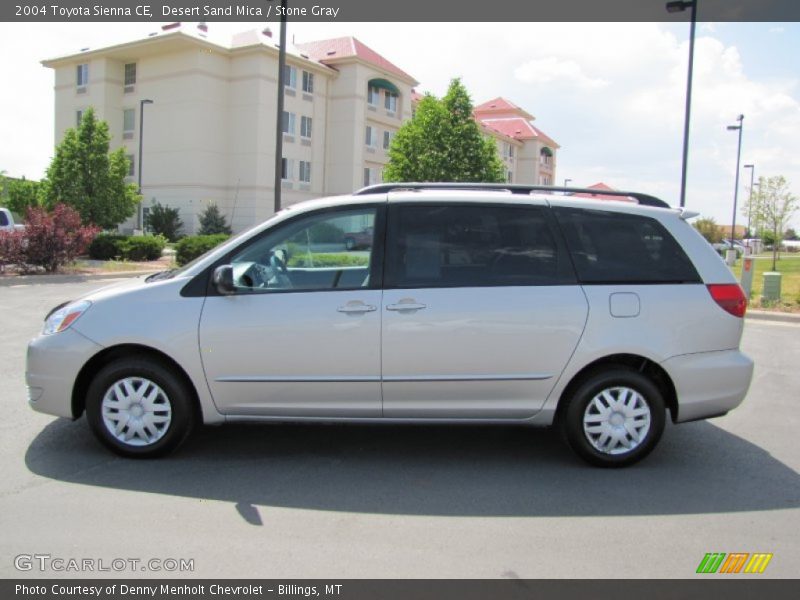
[743,164,755,238]
[666,0,697,208]
[137,98,154,231]
[273,0,288,214]
[726,114,744,243]
[564,178,572,187]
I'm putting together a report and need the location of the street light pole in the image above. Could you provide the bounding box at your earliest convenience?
[743,164,755,237]
[564,178,572,187]
[137,98,154,231]
[666,0,697,208]
[273,0,288,215]
[726,114,744,242]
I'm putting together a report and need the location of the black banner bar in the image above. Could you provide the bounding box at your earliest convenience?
[3,0,800,23]
[5,580,800,600]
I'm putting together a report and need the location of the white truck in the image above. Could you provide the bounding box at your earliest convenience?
[0,207,24,232]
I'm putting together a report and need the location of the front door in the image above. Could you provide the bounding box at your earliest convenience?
[380,202,588,419]
[199,205,384,417]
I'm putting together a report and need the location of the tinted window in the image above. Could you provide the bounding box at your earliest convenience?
[386,204,570,288]
[229,208,377,293]
[0,211,8,227]
[554,208,700,284]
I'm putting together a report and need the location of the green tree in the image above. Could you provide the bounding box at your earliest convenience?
[693,217,722,244]
[784,227,798,241]
[40,108,139,229]
[146,202,183,242]
[0,174,41,218]
[752,175,799,271]
[198,203,232,235]
[384,79,505,183]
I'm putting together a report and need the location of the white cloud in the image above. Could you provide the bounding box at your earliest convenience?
[514,57,608,89]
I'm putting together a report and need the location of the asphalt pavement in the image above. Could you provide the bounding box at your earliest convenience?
[0,277,798,578]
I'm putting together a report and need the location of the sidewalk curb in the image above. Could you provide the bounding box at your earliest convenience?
[0,270,159,286]
[746,310,800,324]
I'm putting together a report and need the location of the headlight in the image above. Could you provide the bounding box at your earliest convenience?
[43,300,92,335]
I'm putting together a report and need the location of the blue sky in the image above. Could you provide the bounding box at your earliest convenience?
[1,21,798,229]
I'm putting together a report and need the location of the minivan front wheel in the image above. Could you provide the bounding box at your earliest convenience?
[561,368,665,467]
[86,357,195,458]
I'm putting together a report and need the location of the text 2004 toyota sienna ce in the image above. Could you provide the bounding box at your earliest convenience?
[26,183,754,467]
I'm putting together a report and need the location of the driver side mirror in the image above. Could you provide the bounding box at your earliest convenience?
[212,265,235,295]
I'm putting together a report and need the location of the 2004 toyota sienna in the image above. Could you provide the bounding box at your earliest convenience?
[26,183,754,467]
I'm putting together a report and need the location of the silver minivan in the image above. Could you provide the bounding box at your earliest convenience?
[26,184,754,467]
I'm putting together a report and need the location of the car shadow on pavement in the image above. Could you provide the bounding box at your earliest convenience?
[25,418,800,518]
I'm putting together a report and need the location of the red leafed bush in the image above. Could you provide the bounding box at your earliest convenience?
[0,229,26,272]
[18,204,100,272]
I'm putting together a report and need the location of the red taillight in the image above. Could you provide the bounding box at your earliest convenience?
[707,284,747,318]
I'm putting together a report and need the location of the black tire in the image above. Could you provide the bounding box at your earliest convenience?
[85,356,195,458]
[345,237,355,251]
[560,367,665,468]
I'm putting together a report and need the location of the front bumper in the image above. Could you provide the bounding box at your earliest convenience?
[661,349,754,423]
[26,328,103,419]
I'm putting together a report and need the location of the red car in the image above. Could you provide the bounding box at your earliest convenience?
[343,226,373,250]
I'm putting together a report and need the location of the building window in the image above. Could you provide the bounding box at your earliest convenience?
[365,126,377,148]
[282,111,296,135]
[539,175,551,185]
[126,154,135,177]
[367,86,380,106]
[363,167,378,187]
[76,63,88,87]
[283,65,297,89]
[124,63,137,86]
[76,110,83,127]
[507,171,513,183]
[540,147,554,166]
[123,109,135,136]
[385,92,398,113]
[302,71,314,94]
[508,145,515,158]
[383,130,394,150]
[299,161,311,183]
[281,158,294,181]
[300,116,312,139]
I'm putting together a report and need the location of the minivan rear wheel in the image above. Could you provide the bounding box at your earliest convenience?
[86,357,195,458]
[561,368,665,467]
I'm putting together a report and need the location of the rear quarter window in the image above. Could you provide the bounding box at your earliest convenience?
[553,207,701,284]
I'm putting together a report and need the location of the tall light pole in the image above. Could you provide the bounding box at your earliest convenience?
[743,163,755,237]
[137,98,154,231]
[273,0,288,214]
[726,114,744,242]
[666,0,697,208]
[564,178,572,187]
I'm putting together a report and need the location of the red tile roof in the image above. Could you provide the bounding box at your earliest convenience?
[295,37,416,82]
[474,97,521,113]
[574,183,636,202]
[478,117,559,148]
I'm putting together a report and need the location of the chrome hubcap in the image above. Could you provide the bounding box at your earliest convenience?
[583,386,651,455]
[101,377,172,447]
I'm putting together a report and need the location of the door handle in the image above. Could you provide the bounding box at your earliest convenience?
[337,302,377,314]
[386,301,427,311]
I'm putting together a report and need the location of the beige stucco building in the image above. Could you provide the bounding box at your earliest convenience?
[42,24,558,234]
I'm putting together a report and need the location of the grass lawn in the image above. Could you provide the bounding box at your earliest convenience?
[729,252,800,310]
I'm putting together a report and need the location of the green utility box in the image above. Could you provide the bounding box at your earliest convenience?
[761,272,782,302]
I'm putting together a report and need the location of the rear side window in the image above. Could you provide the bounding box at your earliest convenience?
[554,208,700,284]
[385,204,573,288]
[0,211,8,227]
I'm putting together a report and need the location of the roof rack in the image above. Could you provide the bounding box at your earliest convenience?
[354,182,671,209]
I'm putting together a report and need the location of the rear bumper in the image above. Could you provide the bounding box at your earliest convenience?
[26,329,102,419]
[661,349,754,423]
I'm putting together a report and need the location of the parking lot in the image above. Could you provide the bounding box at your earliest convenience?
[1,276,799,578]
